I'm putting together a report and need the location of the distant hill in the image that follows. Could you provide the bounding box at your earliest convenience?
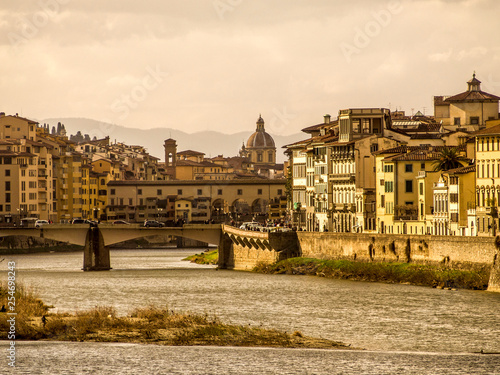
[40,118,305,164]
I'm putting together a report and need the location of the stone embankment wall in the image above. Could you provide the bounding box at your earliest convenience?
[296,233,495,269]
[229,232,299,271]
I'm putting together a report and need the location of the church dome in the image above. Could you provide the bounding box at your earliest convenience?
[246,115,275,148]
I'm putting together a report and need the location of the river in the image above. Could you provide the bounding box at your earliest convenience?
[1,248,500,374]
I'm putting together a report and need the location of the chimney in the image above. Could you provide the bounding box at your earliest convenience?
[0,112,5,117]
[324,114,331,124]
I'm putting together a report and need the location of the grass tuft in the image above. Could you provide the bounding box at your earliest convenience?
[254,257,490,290]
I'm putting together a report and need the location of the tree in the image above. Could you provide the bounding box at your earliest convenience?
[432,148,468,172]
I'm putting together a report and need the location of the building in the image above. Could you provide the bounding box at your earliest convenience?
[434,73,500,131]
[473,123,500,235]
[244,115,277,169]
[107,179,285,224]
[0,139,54,224]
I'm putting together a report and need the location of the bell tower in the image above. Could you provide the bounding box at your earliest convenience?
[164,138,177,179]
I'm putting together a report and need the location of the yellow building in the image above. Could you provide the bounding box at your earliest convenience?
[0,113,37,141]
[473,123,500,235]
[375,145,467,235]
[0,139,54,224]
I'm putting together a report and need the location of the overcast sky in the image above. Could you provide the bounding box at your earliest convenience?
[2,0,500,136]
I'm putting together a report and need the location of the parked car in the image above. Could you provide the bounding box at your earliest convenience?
[35,219,50,228]
[144,220,165,228]
[239,222,260,230]
[113,220,130,225]
[71,218,88,224]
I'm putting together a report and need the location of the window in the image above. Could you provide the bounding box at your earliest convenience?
[450,193,458,203]
[237,189,243,195]
[470,117,479,125]
[380,179,384,186]
[421,163,425,170]
[0,205,2,211]
[384,181,393,193]
[101,179,105,185]
[138,189,142,195]
[277,189,283,196]
[110,198,115,205]
[454,117,461,125]
[177,189,182,195]
[268,152,273,162]
[197,189,202,195]
[5,169,10,176]
[129,198,133,205]
[383,164,393,173]
[5,193,11,203]
[218,189,222,195]
[405,164,413,173]
[419,183,423,195]
[110,189,116,195]
[380,195,385,208]
[258,189,262,195]
[5,181,10,191]
[157,189,162,195]
[257,153,263,162]
[405,180,413,193]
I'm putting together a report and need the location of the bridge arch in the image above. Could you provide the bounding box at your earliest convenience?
[230,199,250,215]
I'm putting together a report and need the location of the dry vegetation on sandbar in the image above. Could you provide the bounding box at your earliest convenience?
[0,284,352,349]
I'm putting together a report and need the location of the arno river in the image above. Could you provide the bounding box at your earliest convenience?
[1,248,500,374]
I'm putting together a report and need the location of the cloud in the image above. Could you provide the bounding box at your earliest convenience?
[0,0,499,134]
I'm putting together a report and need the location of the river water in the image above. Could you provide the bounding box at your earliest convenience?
[1,248,500,374]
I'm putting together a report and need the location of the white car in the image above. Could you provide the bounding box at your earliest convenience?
[35,220,50,228]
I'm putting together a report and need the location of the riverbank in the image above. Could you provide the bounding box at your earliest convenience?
[0,244,83,255]
[253,257,490,290]
[0,284,352,349]
[183,249,218,265]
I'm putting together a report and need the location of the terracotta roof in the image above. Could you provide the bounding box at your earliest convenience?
[1,115,38,123]
[301,120,337,133]
[444,90,500,102]
[447,164,475,175]
[409,134,443,139]
[177,150,205,156]
[434,96,449,106]
[385,150,443,162]
[473,123,500,136]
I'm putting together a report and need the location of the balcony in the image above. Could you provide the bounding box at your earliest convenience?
[330,173,355,182]
[332,203,355,212]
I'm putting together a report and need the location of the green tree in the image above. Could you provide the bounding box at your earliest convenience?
[432,147,468,172]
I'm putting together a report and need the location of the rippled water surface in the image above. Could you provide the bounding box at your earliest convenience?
[1,249,500,374]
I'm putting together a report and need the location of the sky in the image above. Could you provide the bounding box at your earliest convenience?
[1,0,500,137]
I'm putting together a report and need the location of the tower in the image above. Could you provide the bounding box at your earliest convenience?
[164,138,177,179]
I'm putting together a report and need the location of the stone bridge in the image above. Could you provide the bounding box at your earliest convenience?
[0,224,298,272]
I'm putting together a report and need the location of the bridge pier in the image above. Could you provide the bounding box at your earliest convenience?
[217,233,234,269]
[83,227,111,271]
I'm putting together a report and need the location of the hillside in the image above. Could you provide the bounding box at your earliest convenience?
[40,118,305,164]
